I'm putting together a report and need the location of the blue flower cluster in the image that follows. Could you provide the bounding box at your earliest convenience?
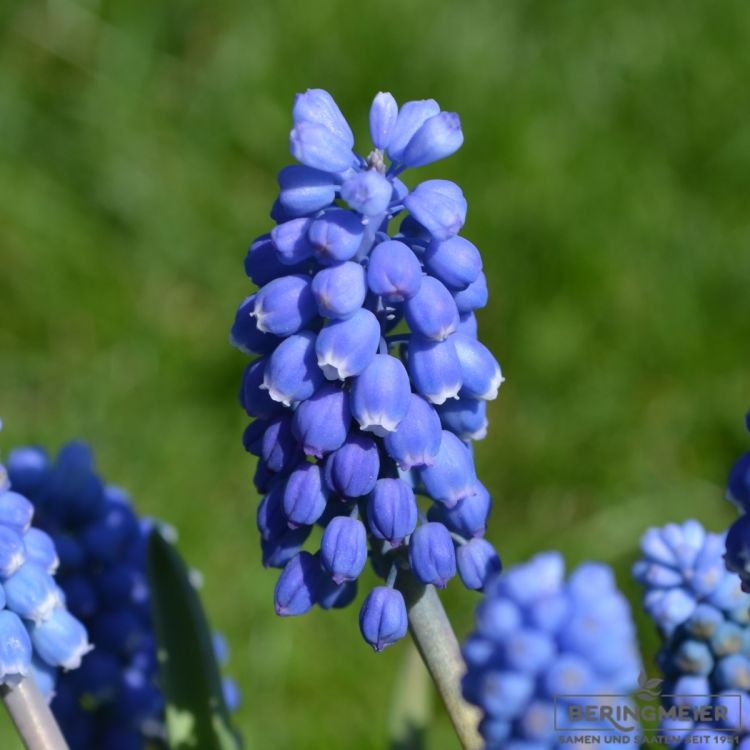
[0,439,90,694]
[6,441,238,749]
[461,552,641,749]
[231,89,502,650]
[725,412,750,592]
[633,520,741,637]
[635,520,750,746]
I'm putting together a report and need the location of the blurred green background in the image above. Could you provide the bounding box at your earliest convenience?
[1,0,749,747]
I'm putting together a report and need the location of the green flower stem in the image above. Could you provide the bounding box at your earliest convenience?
[1,676,69,750]
[388,640,432,749]
[395,571,482,750]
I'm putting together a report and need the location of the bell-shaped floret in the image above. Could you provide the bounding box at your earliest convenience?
[404,180,466,241]
[316,309,381,381]
[383,394,442,470]
[351,354,412,436]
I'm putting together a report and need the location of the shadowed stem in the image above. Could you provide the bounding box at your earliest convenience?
[1,677,69,750]
[388,640,432,749]
[395,571,482,750]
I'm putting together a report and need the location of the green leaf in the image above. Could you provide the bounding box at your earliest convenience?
[146,530,241,750]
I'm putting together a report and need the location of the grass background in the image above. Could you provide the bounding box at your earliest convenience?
[1,0,749,747]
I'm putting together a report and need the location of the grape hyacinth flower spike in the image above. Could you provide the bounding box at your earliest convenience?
[231,87,503,647]
[462,552,641,749]
[633,519,735,637]
[724,411,750,591]
[231,89,502,747]
[636,518,750,746]
[0,427,90,750]
[6,440,240,750]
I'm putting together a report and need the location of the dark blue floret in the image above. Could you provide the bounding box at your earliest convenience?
[359,586,408,652]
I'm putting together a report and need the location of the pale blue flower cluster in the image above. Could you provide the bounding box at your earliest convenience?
[0,437,90,695]
[633,520,739,637]
[462,552,641,749]
[636,520,750,747]
[231,89,502,650]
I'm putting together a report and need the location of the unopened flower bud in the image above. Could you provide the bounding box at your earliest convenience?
[293,89,355,147]
[359,586,408,652]
[6,447,50,497]
[369,92,398,150]
[428,481,492,538]
[366,478,417,547]
[452,272,488,313]
[283,462,328,527]
[367,240,423,302]
[274,552,322,617]
[404,277,459,341]
[402,112,463,168]
[403,180,466,240]
[308,209,364,265]
[387,100,440,164]
[320,516,368,584]
[311,261,366,319]
[261,414,303,474]
[457,538,502,591]
[270,217,315,265]
[292,383,351,458]
[341,170,392,216]
[424,235,482,291]
[277,165,337,218]
[408,522,457,588]
[290,122,355,173]
[323,433,380,498]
